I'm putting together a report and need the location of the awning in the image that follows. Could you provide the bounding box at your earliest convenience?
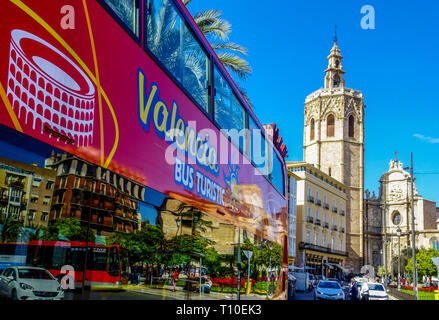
[288,266,303,271]
[332,263,349,273]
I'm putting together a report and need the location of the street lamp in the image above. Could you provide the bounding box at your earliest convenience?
[175,218,181,237]
[396,228,401,291]
[81,187,92,297]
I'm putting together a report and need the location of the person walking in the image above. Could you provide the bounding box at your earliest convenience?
[350,278,358,300]
[172,268,179,292]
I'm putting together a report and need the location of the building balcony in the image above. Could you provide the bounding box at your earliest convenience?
[298,241,348,257]
[8,181,24,188]
[307,196,314,203]
[323,222,329,229]
[306,216,314,223]
[332,226,338,231]
[323,203,329,210]
[340,210,345,216]
[340,227,345,233]
[315,219,321,226]
[332,207,338,213]
[315,199,321,206]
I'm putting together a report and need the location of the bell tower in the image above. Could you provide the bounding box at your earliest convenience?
[324,34,346,89]
[303,35,365,272]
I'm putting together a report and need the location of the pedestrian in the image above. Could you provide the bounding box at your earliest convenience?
[350,278,358,300]
[129,263,136,285]
[172,268,179,292]
[361,281,369,300]
[135,262,141,285]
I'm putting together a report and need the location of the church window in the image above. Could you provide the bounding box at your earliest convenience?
[333,75,340,87]
[310,118,315,141]
[348,115,355,137]
[335,60,340,68]
[392,211,401,226]
[327,114,335,137]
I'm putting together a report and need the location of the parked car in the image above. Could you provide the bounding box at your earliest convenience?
[314,280,345,300]
[366,283,388,300]
[0,266,64,300]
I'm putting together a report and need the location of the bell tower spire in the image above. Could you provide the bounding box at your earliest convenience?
[324,30,346,89]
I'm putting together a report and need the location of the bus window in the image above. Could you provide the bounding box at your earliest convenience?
[271,154,285,195]
[146,0,210,113]
[108,247,120,277]
[214,65,246,153]
[102,0,140,37]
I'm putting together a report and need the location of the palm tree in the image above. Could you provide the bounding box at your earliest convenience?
[0,213,21,243]
[147,0,252,107]
[184,1,252,80]
[183,0,253,106]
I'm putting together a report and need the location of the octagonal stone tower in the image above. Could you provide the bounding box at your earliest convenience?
[303,39,365,272]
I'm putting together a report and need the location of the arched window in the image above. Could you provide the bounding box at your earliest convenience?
[431,237,439,250]
[327,114,335,137]
[333,75,340,87]
[310,118,315,141]
[392,211,401,226]
[348,115,355,138]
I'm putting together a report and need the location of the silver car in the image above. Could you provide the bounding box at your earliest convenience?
[0,266,64,300]
[314,280,345,300]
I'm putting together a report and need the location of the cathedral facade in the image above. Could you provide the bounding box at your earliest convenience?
[364,158,439,273]
[303,39,365,272]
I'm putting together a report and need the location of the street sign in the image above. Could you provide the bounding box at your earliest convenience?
[243,250,253,259]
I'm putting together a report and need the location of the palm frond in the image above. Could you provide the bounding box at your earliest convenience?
[217,52,252,80]
[193,9,231,40]
[234,82,253,108]
[211,42,248,55]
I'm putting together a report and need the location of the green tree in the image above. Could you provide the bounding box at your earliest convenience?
[392,247,418,276]
[20,221,46,242]
[406,248,439,277]
[0,213,21,243]
[108,220,165,264]
[377,265,388,277]
[42,218,95,242]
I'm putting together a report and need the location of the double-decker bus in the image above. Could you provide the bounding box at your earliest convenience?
[0,0,288,299]
[0,241,129,288]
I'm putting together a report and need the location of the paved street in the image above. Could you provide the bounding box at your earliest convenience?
[63,284,268,300]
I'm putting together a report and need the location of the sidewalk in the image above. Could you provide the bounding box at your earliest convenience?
[122,283,268,301]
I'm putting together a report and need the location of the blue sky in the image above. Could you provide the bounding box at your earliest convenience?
[187,0,439,202]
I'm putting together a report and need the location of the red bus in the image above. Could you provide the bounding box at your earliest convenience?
[0,0,288,299]
[0,241,129,288]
